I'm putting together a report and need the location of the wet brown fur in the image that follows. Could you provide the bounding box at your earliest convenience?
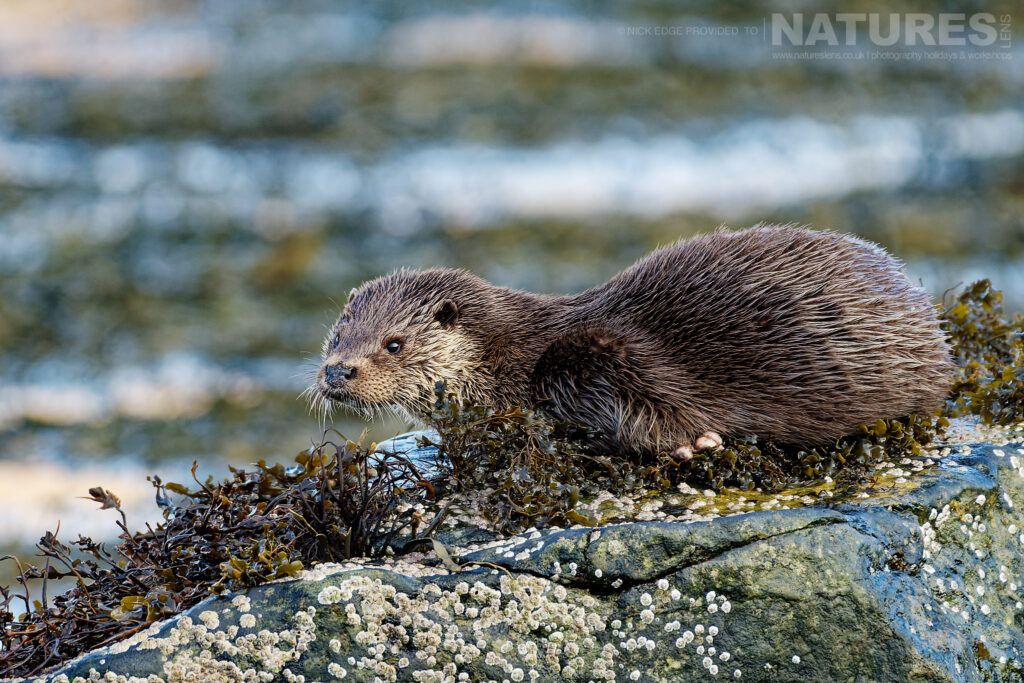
[315,225,953,453]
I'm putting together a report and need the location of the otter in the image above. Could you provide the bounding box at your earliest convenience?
[312,225,952,457]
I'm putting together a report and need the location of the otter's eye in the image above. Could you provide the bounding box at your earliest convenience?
[330,333,340,349]
[385,339,403,354]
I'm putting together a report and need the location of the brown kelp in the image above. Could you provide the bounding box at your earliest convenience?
[942,279,1024,425]
[420,382,651,533]
[673,413,948,493]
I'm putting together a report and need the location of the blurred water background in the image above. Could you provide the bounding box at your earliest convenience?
[0,0,1021,573]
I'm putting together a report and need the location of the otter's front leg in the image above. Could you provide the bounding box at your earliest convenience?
[531,323,711,455]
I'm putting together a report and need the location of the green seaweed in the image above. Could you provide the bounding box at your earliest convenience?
[673,414,947,493]
[942,279,1024,426]
[420,382,654,533]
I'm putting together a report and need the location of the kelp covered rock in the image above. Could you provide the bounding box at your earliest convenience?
[20,439,1024,683]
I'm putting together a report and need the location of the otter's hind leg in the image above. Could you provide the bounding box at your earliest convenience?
[531,323,709,455]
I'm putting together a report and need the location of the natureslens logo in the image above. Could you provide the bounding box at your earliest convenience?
[771,13,1011,48]
[618,13,1013,63]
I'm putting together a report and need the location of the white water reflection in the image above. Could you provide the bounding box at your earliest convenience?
[0,109,1021,252]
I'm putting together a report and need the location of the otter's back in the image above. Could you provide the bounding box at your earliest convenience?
[577,225,951,445]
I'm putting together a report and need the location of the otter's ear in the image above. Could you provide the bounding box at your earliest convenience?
[434,299,460,328]
[347,288,358,305]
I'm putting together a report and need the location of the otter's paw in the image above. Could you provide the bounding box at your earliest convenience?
[670,444,694,461]
[670,432,723,462]
[694,431,723,451]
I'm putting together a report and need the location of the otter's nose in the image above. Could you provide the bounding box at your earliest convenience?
[325,363,357,384]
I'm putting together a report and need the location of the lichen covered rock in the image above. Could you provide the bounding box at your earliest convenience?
[14,441,1024,683]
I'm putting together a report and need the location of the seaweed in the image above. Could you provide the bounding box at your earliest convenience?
[941,279,1024,426]
[420,382,656,533]
[419,383,948,511]
[673,413,948,493]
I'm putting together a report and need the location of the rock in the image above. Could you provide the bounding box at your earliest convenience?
[377,429,443,477]
[14,442,1024,683]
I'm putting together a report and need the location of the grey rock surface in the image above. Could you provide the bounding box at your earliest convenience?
[15,442,1024,683]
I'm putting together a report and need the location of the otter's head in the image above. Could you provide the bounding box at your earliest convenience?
[314,268,491,423]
